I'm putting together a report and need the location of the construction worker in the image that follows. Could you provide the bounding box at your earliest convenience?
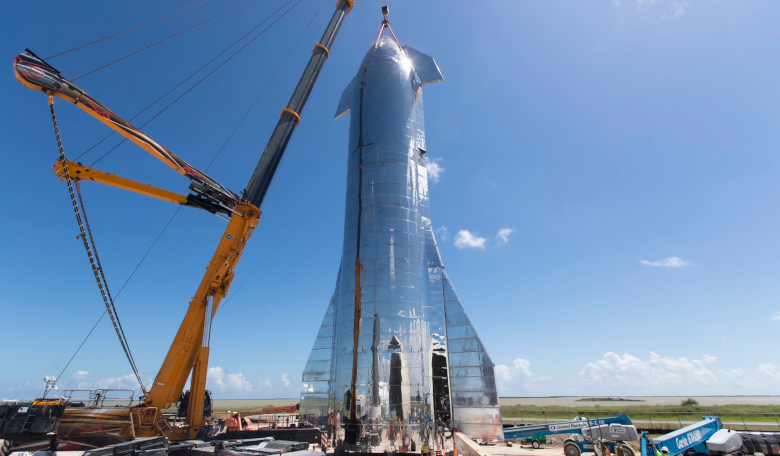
[422,442,431,455]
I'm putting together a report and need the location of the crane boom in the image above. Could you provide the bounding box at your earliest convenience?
[504,415,633,440]
[14,50,239,216]
[12,0,355,444]
[53,159,189,206]
[143,0,356,434]
[244,0,354,207]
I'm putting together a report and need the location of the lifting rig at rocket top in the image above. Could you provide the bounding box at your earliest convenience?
[9,0,355,443]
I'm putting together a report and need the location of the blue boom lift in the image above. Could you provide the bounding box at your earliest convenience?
[503,414,637,456]
[640,416,722,456]
[638,415,779,456]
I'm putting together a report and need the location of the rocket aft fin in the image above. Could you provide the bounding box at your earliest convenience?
[404,46,444,85]
[299,271,339,421]
[443,271,504,441]
[335,75,357,120]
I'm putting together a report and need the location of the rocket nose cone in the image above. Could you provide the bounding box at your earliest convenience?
[376,35,400,50]
[374,36,407,59]
[368,35,414,75]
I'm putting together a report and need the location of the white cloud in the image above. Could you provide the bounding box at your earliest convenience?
[452,227,516,249]
[253,373,296,395]
[454,230,486,250]
[771,311,780,321]
[436,226,449,242]
[495,358,551,394]
[495,228,517,246]
[69,372,145,391]
[494,365,512,385]
[757,364,780,384]
[207,366,253,394]
[580,352,780,394]
[207,367,226,390]
[635,0,657,11]
[427,158,444,184]
[513,358,533,377]
[227,373,252,392]
[208,369,296,397]
[640,256,693,268]
[673,1,690,16]
[480,175,498,190]
[581,352,716,389]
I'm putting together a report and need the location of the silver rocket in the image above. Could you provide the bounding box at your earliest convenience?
[300,18,503,453]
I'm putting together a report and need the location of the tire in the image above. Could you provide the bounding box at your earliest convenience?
[564,442,582,456]
[617,444,635,456]
[532,440,541,449]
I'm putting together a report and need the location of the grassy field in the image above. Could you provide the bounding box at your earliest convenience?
[500,404,780,423]
[204,398,780,424]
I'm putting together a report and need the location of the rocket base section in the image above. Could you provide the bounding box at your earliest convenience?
[443,272,503,442]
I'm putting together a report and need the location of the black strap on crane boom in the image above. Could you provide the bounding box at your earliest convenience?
[47,95,148,397]
[244,0,354,208]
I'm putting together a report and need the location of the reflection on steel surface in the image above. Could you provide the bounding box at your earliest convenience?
[300,24,503,453]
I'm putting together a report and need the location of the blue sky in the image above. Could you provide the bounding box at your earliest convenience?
[1,0,779,400]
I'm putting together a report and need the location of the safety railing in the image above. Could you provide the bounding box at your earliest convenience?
[57,388,136,408]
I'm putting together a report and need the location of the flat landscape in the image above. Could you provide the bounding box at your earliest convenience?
[210,396,780,424]
[498,396,780,407]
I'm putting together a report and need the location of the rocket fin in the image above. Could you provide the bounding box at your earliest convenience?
[443,271,504,441]
[404,46,444,85]
[335,75,357,120]
[299,271,340,422]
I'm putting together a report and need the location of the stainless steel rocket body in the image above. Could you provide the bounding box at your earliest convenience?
[300,34,503,453]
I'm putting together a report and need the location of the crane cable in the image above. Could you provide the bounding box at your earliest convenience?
[148,0,327,384]
[73,0,299,163]
[205,0,327,170]
[86,0,305,168]
[223,172,341,371]
[45,0,217,60]
[72,0,255,82]
[44,207,179,390]
[47,95,148,396]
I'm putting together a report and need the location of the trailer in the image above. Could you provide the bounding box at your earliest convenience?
[503,415,638,456]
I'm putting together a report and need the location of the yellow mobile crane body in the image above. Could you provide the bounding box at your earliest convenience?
[8,0,354,445]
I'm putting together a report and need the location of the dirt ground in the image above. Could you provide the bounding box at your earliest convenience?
[481,443,565,456]
[479,436,641,456]
[477,436,572,456]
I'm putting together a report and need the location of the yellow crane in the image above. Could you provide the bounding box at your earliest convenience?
[8,0,354,445]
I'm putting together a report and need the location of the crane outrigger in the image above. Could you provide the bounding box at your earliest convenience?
[2,0,354,450]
